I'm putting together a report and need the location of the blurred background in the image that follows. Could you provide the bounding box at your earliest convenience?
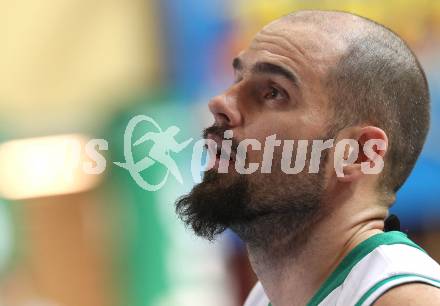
[0,0,439,305]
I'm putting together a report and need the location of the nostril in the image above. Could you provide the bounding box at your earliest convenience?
[215,113,230,126]
[208,93,241,127]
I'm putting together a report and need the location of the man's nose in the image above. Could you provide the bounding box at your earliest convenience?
[208,93,242,127]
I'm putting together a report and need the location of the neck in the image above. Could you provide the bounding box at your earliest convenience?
[246,192,388,306]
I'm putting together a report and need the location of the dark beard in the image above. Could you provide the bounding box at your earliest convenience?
[175,124,329,252]
[175,165,327,252]
[230,170,327,253]
[176,169,254,240]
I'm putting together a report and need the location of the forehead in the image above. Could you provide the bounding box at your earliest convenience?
[239,20,346,79]
[235,19,348,125]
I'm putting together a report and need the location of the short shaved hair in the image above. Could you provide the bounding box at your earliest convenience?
[287,10,430,194]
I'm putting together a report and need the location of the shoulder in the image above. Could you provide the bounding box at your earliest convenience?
[337,243,440,305]
[374,283,440,306]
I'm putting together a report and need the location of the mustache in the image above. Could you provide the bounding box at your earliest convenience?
[202,125,240,154]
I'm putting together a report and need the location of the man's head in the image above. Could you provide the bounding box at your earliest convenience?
[176,10,430,247]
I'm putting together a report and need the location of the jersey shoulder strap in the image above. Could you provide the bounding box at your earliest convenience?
[314,231,440,306]
[244,231,440,306]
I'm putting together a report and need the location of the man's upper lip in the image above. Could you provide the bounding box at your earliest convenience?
[206,133,222,144]
[205,133,221,157]
[206,133,236,161]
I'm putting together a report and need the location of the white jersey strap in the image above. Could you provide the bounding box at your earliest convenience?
[308,231,425,305]
[346,243,440,306]
[245,231,440,306]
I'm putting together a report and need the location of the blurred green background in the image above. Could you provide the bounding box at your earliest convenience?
[0,1,439,305]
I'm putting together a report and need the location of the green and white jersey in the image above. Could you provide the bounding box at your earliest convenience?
[244,231,440,306]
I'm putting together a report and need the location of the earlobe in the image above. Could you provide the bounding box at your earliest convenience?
[333,139,359,178]
[337,163,362,183]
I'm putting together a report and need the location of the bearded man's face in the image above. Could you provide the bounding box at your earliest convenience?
[176,19,337,246]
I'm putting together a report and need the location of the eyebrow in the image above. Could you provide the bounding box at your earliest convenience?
[232,57,298,87]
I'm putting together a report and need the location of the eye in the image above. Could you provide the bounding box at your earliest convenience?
[264,86,285,101]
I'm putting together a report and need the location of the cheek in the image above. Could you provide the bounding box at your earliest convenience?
[238,126,287,166]
[244,114,299,141]
[239,115,295,159]
[237,109,327,166]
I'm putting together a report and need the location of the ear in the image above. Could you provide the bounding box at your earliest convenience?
[336,126,388,183]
